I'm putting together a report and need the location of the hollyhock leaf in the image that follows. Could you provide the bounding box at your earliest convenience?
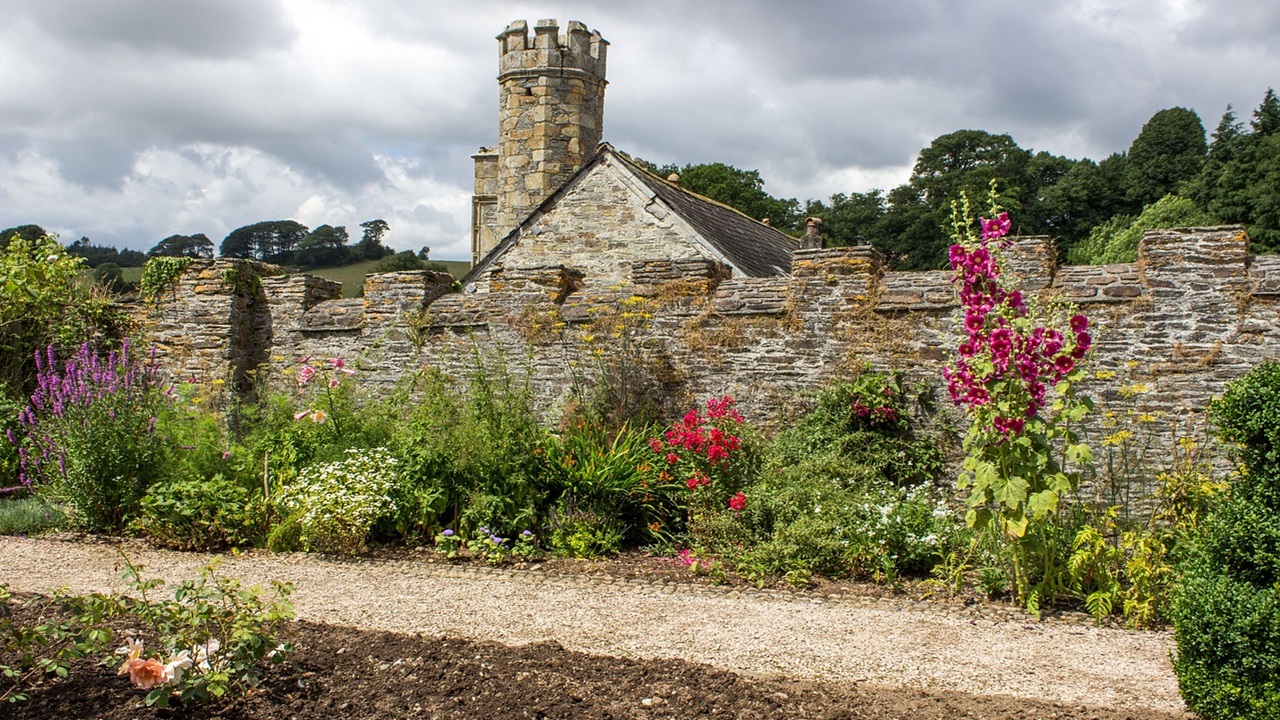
[992,474,1030,508]
[1027,489,1059,519]
[1002,511,1029,538]
[1066,443,1092,464]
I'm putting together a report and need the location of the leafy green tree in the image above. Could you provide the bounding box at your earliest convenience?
[910,130,1032,213]
[374,250,426,272]
[1123,107,1207,207]
[1252,88,1280,136]
[355,219,393,261]
[91,262,130,293]
[1041,153,1132,257]
[148,233,214,259]
[0,225,48,252]
[294,225,351,268]
[0,235,124,394]
[649,162,803,232]
[220,221,309,264]
[866,184,944,269]
[804,191,885,247]
[1193,90,1280,254]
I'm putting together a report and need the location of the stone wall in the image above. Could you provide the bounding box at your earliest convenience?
[142,227,1280,452]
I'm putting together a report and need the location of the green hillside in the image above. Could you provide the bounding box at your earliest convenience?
[122,259,471,299]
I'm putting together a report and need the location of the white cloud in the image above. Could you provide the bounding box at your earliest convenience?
[1,0,1278,260]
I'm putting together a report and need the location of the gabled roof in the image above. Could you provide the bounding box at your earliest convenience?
[610,151,798,278]
[462,144,798,286]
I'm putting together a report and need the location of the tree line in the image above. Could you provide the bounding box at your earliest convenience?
[654,88,1280,269]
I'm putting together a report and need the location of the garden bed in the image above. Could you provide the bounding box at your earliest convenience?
[7,606,1184,720]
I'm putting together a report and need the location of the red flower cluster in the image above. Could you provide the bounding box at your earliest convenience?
[657,395,743,469]
[942,216,1093,436]
[651,395,745,492]
[728,491,747,511]
[852,402,900,425]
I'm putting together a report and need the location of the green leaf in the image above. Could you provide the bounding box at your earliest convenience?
[991,474,1030,509]
[1027,490,1059,519]
[1066,443,1093,465]
[1003,511,1029,538]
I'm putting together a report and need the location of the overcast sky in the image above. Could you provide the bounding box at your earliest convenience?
[2,1,1277,260]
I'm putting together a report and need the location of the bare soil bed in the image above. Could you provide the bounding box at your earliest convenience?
[9,614,1183,720]
[2,536,1190,719]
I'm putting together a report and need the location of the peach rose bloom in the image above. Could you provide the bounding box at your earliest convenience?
[121,658,169,689]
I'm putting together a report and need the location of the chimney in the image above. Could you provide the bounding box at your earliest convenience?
[800,217,824,249]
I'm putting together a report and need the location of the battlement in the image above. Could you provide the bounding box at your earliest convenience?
[497,19,608,80]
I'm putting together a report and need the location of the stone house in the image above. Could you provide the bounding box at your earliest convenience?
[465,19,799,291]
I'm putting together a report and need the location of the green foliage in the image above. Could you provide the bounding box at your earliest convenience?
[541,421,681,547]
[1209,359,1280,503]
[648,161,803,231]
[1068,194,1216,264]
[1192,90,1280,254]
[1123,107,1207,207]
[135,474,254,551]
[1169,361,1280,718]
[18,343,171,532]
[545,495,626,559]
[0,496,68,536]
[140,256,193,299]
[219,220,308,264]
[147,233,214,259]
[373,249,447,273]
[389,360,547,537]
[113,556,293,708]
[0,235,125,394]
[268,447,399,554]
[804,190,885,247]
[1171,505,1280,719]
[731,376,952,581]
[0,585,117,703]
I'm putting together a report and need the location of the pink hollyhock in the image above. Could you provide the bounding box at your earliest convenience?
[979,212,1011,240]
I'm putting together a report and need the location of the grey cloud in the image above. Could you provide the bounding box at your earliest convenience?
[13,0,296,58]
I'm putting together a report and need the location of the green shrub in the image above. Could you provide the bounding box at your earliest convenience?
[1168,361,1280,718]
[0,495,68,535]
[14,342,170,531]
[1068,195,1215,265]
[0,234,126,394]
[540,420,681,547]
[135,475,254,551]
[390,361,547,537]
[730,376,954,581]
[268,447,399,554]
[112,556,294,708]
[545,495,625,558]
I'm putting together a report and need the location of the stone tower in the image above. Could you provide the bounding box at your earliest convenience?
[470,19,608,264]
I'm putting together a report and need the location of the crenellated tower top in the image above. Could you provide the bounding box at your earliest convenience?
[497,19,608,79]
[480,19,608,251]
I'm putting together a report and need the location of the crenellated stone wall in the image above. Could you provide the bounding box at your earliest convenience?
[140,227,1280,447]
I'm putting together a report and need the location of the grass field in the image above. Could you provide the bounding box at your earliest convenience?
[120,259,472,298]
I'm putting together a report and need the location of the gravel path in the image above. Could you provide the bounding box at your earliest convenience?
[1,536,1185,715]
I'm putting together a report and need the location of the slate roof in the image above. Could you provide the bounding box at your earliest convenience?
[462,144,799,285]
[612,152,798,278]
